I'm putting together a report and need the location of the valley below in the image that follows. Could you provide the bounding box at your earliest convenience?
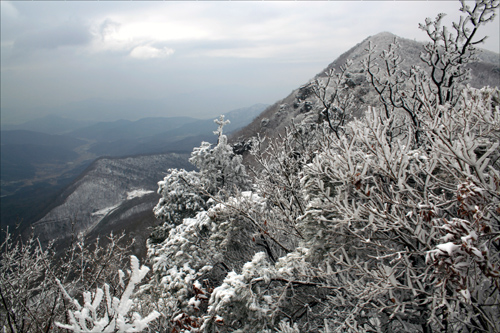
[0,104,267,252]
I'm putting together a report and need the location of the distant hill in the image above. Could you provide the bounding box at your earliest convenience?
[1,104,267,242]
[0,131,86,183]
[0,115,96,135]
[70,104,267,157]
[66,117,198,142]
[1,130,85,148]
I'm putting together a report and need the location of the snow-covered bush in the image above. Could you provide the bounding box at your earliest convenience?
[56,255,159,332]
[144,1,499,332]
[58,232,135,302]
[279,86,499,331]
[248,122,321,258]
[202,252,277,332]
[189,116,251,195]
[153,168,209,228]
[0,230,137,333]
[0,230,59,333]
[148,211,215,309]
[304,59,355,138]
[152,116,251,244]
[146,191,271,331]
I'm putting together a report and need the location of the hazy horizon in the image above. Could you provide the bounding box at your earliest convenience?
[2,1,499,125]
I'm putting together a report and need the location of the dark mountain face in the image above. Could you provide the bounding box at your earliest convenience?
[1,145,79,181]
[0,131,88,187]
[0,115,96,135]
[1,130,85,148]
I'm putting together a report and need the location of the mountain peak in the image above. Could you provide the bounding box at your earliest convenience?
[371,31,397,38]
[232,31,499,148]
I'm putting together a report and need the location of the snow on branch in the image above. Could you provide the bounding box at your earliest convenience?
[56,255,160,332]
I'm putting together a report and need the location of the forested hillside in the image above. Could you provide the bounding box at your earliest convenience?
[1,1,499,332]
[1,104,266,238]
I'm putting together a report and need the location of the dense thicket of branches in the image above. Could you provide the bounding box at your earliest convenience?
[0,230,160,332]
[145,1,499,331]
[1,1,499,332]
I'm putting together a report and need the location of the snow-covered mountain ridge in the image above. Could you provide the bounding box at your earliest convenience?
[32,153,192,253]
[231,31,499,149]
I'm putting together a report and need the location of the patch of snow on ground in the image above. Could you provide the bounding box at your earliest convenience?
[92,204,120,217]
[127,189,154,200]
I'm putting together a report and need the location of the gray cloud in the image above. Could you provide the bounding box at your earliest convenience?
[1,1,498,125]
[14,21,92,50]
[97,19,121,41]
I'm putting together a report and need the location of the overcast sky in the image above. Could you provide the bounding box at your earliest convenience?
[1,1,499,124]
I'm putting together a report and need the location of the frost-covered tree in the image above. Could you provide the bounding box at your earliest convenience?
[291,86,500,331]
[146,191,272,332]
[152,116,250,232]
[58,232,135,301]
[419,0,499,106]
[0,229,59,333]
[152,168,210,230]
[189,115,251,195]
[364,0,498,146]
[202,252,278,332]
[55,255,160,332]
[305,59,356,138]
[146,116,258,331]
[144,1,499,332]
[0,230,145,333]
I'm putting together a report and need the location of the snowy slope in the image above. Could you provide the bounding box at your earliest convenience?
[32,153,193,250]
[231,32,499,149]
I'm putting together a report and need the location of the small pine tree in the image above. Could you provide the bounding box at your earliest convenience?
[189,115,251,195]
[153,116,251,230]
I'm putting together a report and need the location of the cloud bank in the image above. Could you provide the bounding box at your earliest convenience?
[1,1,498,123]
[130,45,175,59]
